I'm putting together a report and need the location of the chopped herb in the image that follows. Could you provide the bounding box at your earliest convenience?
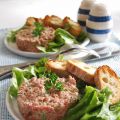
[55,81,64,91]
[34,58,48,77]
[46,72,58,84]
[34,58,64,92]
[32,22,44,37]
[44,72,64,92]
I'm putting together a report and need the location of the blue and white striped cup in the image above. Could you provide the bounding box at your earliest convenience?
[86,3,113,42]
[77,0,96,30]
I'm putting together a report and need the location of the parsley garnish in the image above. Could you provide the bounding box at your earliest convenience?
[34,58,48,77]
[55,82,64,91]
[32,22,44,37]
[44,72,64,92]
[35,58,64,92]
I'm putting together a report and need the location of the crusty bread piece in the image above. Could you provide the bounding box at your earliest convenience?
[26,17,43,26]
[94,65,120,104]
[66,60,96,84]
[63,17,81,36]
[44,15,63,29]
[46,60,69,77]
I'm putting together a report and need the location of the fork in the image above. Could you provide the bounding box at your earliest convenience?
[60,44,101,58]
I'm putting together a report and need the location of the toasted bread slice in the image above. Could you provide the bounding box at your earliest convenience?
[66,60,96,84]
[46,60,69,77]
[63,17,81,36]
[94,65,120,104]
[44,15,63,29]
[26,17,43,26]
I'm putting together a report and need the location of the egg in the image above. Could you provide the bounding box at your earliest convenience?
[77,0,96,30]
[86,3,113,42]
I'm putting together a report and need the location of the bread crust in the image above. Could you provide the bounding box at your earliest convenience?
[26,17,43,26]
[44,15,63,29]
[63,17,81,36]
[46,60,69,77]
[94,65,120,104]
[66,60,96,85]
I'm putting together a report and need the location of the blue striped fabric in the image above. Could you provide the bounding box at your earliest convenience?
[78,20,86,26]
[86,27,111,34]
[78,8,90,15]
[88,15,112,22]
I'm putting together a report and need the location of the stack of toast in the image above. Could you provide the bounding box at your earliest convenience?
[46,59,120,105]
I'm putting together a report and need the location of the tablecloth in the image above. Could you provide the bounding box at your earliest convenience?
[0,29,120,120]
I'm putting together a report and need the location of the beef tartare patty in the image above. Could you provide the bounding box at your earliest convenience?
[17,76,79,120]
[16,27,55,52]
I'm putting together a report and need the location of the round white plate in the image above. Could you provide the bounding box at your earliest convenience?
[4,38,56,58]
[4,30,90,58]
[6,89,24,120]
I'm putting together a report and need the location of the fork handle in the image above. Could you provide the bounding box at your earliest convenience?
[0,61,35,80]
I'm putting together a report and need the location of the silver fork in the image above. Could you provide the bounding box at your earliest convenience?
[60,44,101,58]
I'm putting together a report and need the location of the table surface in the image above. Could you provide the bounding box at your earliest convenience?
[0,0,120,120]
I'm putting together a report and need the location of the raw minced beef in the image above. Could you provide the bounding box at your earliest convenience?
[17,76,79,120]
[16,27,55,52]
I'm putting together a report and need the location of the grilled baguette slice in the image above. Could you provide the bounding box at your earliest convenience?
[26,17,43,26]
[63,17,81,36]
[44,15,63,29]
[94,65,120,104]
[46,60,69,77]
[66,60,96,84]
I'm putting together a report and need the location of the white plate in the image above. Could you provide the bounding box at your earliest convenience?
[6,89,24,120]
[4,30,90,58]
[4,38,56,58]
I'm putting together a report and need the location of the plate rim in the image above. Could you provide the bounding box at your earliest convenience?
[6,88,23,120]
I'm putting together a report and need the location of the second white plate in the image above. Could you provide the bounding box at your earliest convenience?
[4,31,90,58]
